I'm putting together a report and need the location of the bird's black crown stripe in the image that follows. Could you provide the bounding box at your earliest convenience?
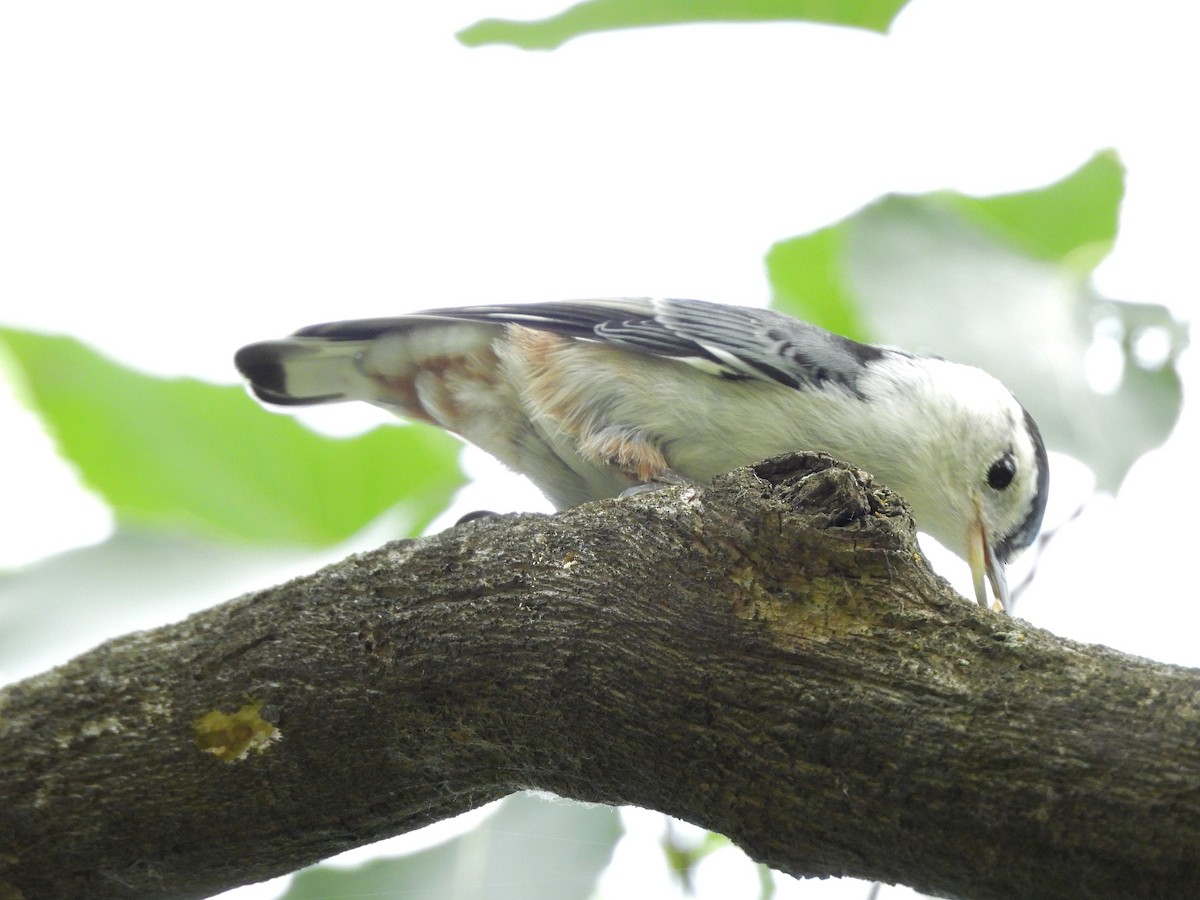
[995,407,1049,562]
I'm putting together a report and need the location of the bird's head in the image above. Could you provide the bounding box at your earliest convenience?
[961,402,1048,612]
[870,357,1049,613]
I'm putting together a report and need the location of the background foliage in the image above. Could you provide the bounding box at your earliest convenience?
[1,0,1193,898]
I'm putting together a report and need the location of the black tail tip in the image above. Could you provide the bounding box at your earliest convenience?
[234,341,347,406]
[234,343,289,397]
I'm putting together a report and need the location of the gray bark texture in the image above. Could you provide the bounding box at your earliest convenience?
[2,453,1198,900]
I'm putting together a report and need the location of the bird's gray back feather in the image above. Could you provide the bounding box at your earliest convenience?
[300,298,891,397]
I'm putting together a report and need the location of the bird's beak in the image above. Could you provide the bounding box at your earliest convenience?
[968,497,1011,614]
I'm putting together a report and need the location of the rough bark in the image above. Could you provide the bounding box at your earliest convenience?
[1,453,1198,900]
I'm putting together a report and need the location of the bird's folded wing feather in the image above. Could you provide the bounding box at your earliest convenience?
[295,298,888,396]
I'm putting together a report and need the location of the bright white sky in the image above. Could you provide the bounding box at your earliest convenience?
[1,1,1197,898]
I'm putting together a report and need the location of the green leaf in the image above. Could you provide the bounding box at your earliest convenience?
[0,329,466,545]
[0,530,321,678]
[942,150,1125,271]
[662,826,730,894]
[458,0,910,50]
[283,794,622,900]
[766,151,1187,491]
[765,219,870,341]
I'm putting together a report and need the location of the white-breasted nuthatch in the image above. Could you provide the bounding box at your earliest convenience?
[235,298,1048,613]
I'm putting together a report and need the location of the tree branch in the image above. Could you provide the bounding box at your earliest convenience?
[2,453,1198,900]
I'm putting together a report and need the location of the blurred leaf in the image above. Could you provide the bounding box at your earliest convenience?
[283,794,622,900]
[757,861,778,898]
[0,329,465,545]
[943,149,1124,270]
[662,824,729,894]
[459,0,910,50]
[0,529,319,681]
[766,152,1187,491]
[765,218,868,340]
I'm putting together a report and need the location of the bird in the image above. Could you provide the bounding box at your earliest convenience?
[234,298,1048,613]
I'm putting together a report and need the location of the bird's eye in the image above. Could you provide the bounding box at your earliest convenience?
[987,453,1017,490]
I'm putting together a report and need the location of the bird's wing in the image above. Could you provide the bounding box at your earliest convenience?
[296,298,888,395]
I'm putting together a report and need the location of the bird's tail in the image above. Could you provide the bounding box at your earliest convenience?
[234,318,507,432]
[234,338,371,406]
